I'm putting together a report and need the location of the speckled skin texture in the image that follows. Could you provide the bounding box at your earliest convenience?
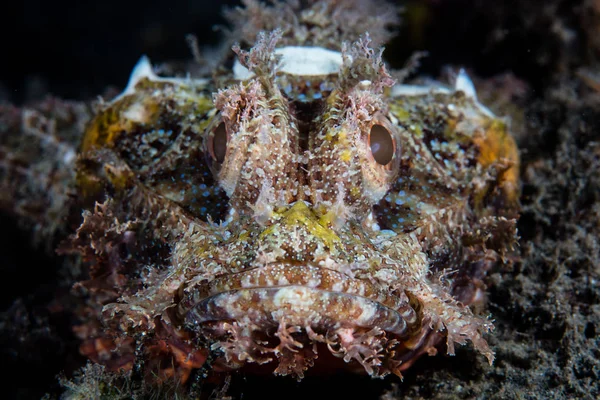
[0,0,525,397]
[62,4,519,387]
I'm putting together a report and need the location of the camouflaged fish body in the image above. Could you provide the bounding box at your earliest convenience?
[0,0,519,385]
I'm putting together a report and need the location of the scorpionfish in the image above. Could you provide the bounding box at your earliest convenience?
[0,0,520,389]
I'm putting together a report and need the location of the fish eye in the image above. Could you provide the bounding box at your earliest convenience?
[369,123,395,165]
[207,120,228,165]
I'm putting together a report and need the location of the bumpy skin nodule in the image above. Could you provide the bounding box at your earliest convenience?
[0,0,520,388]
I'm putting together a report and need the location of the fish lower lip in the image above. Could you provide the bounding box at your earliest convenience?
[184,286,412,335]
[177,263,418,336]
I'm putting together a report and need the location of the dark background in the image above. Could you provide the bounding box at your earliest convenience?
[1,0,580,105]
[1,0,238,104]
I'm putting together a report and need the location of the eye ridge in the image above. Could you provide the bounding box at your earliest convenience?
[369,122,395,166]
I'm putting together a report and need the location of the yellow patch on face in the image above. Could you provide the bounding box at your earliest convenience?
[340,149,352,162]
[474,119,520,205]
[260,202,341,249]
[390,103,410,122]
[350,186,361,197]
[81,78,214,153]
[81,97,161,152]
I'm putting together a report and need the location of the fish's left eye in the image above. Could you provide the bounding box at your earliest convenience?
[369,123,395,165]
[207,121,229,165]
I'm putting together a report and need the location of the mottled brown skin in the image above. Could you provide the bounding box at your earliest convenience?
[0,2,513,393]
[59,17,521,386]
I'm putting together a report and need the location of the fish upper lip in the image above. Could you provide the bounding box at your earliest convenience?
[177,262,419,336]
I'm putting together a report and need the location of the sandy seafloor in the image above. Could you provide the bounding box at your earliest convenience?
[0,1,599,399]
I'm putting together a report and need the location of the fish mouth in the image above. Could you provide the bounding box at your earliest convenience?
[177,263,426,377]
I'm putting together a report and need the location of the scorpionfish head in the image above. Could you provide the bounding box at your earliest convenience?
[74,16,519,384]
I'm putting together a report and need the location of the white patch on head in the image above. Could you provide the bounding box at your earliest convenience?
[454,68,495,117]
[391,71,496,118]
[392,70,478,99]
[124,56,157,93]
[233,46,346,80]
[454,68,477,99]
[390,84,450,97]
[113,56,209,102]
